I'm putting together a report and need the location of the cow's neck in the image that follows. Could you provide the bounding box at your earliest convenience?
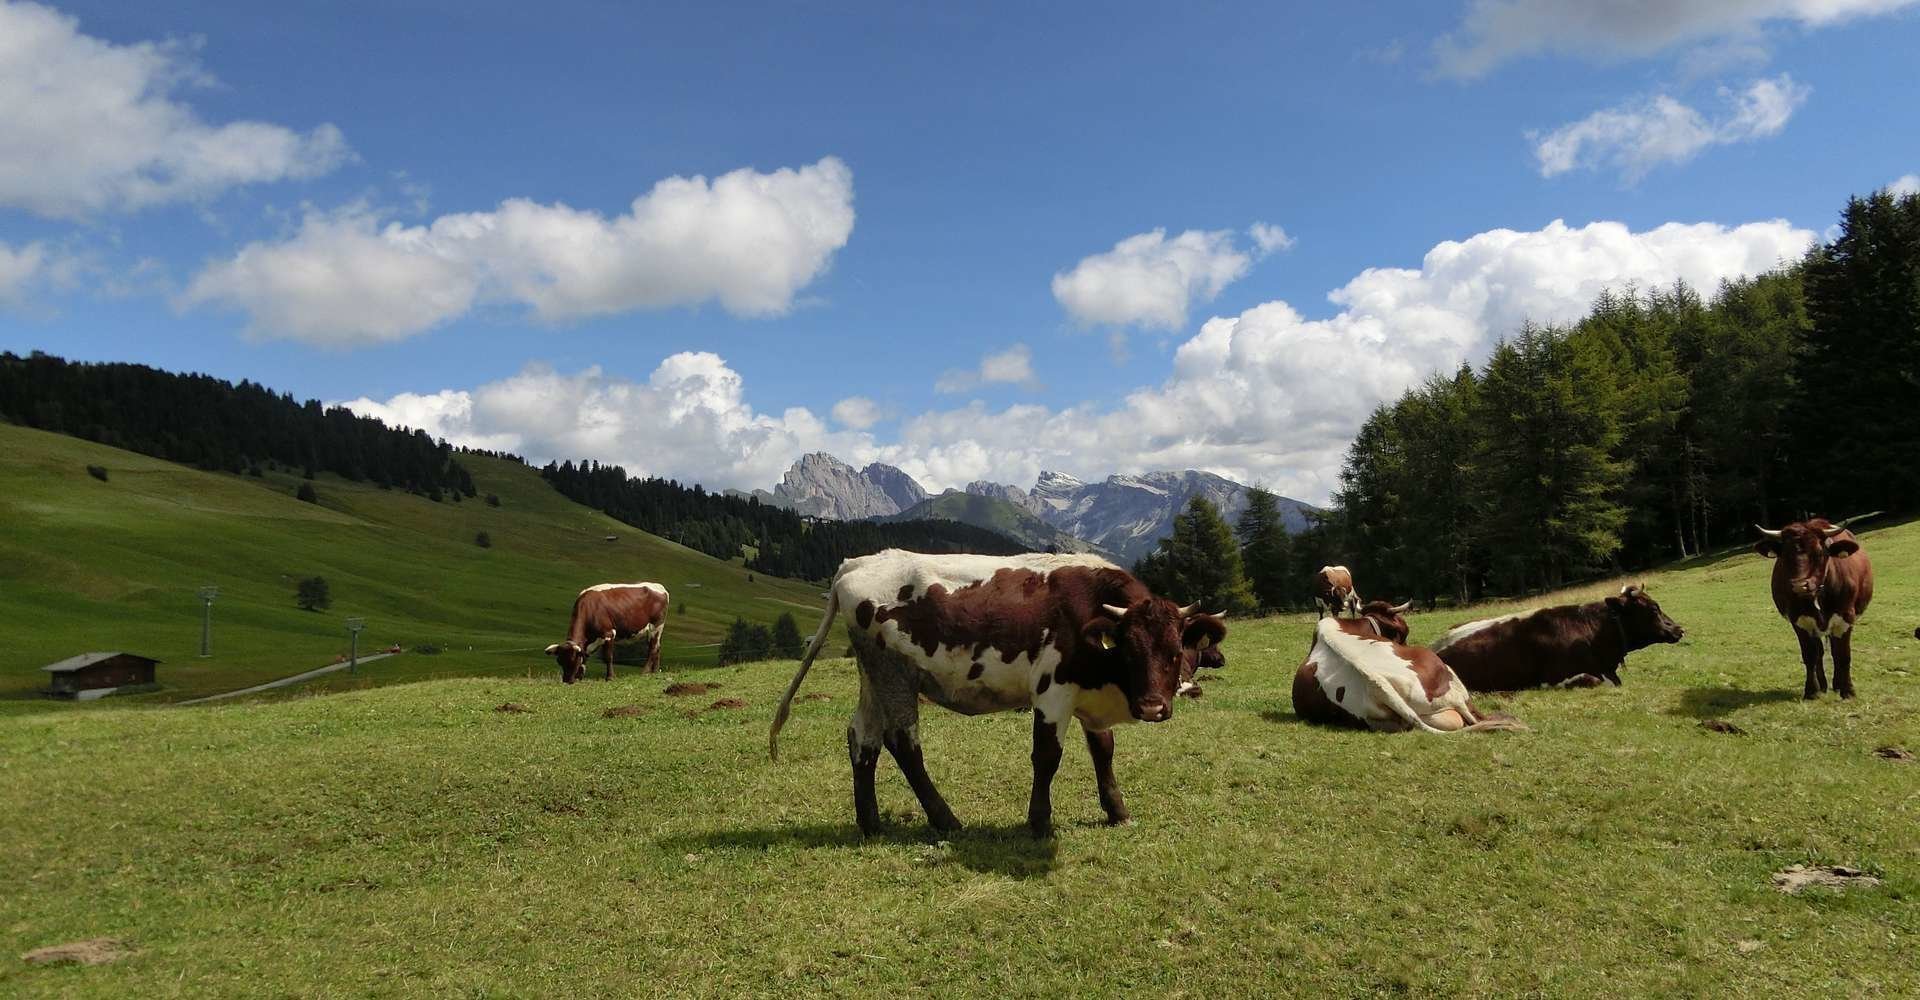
[1602,604,1633,663]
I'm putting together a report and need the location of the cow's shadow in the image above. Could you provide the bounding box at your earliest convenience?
[1671,685,1798,719]
[660,819,1059,878]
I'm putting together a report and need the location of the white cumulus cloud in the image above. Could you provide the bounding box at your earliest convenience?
[1248,222,1296,256]
[1531,75,1809,181]
[1436,0,1919,78]
[935,343,1039,394]
[1891,174,1920,196]
[0,0,350,218]
[831,396,883,431]
[0,242,49,305]
[1051,228,1255,330]
[181,157,855,345]
[339,353,872,492]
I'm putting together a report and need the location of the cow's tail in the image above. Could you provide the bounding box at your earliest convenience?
[1459,699,1529,733]
[769,585,841,762]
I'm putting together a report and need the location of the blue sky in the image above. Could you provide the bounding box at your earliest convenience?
[2,0,1916,501]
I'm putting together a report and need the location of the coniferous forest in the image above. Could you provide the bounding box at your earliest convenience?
[0,352,476,499]
[1329,188,1920,606]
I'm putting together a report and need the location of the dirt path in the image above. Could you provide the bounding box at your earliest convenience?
[176,653,397,706]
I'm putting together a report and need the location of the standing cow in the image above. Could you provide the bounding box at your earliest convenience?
[769,550,1226,838]
[1292,602,1521,733]
[1313,565,1362,619]
[1755,519,1874,699]
[545,582,669,683]
[1430,584,1685,691]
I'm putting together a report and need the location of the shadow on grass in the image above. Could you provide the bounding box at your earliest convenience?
[660,818,1059,878]
[1671,685,1799,719]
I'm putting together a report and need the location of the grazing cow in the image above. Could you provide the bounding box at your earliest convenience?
[1292,604,1521,733]
[1430,584,1685,691]
[1754,519,1874,699]
[1313,565,1362,619]
[769,550,1227,838]
[545,582,669,683]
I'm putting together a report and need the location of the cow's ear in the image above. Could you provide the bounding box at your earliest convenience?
[1753,539,1780,558]
[1827,538,1860,558]
[1081,617,1119,651]
[1604,594,1625,612]
[1183,614,1227,650]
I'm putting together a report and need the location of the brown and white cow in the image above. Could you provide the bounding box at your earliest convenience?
[1755,519,1874,699]
[1313,565,1362,619]
[769,550,1226,838]
[1292,604,1522,733]
[1430,584,1685,691]
[545,582,669,683]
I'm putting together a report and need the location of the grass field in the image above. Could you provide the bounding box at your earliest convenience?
[0,422,827,709]
[4,506,1917,996]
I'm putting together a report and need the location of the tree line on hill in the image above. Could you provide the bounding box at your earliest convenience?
[539,459,1026,581]
[0,352,475,500]
[1329,188,1920,606]
[1134,489,1344,614]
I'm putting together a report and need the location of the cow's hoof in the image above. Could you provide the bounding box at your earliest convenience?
[1803,690,1820,701]
[1838,688,1856,700]
[930,816,964,835]
[1103,814,1133,827]
[1028,821,1054,840]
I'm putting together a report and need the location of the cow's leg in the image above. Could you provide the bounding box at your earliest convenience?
[847,676,884,836]
[602,638,616,681]
[1829,628,1856,700]
[1083,725,1130,825]
[645,624,664,673]
[883,726,961,834]
[1028,710,1067,838]
[1794,626,1826,699]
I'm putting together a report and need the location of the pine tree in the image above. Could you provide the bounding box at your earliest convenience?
[1235,487,1293,611]
[1142,497,1256,613]
[771,613,806,659]
[295,576,331,612]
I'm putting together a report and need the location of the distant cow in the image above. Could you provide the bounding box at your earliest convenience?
[1292,603,1521,733]
[545,582,669,683]
[1354,599,1413,642]
[1755,519,1874,699]
[1430,584,1684,691]
[769,550,1226,838]
[1313,565,1362,619]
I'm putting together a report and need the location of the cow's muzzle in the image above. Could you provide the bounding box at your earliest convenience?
[1133,697,1171,723]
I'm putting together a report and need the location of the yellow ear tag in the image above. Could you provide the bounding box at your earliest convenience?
[1099,633,1116,650]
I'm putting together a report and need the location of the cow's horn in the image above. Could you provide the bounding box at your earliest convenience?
[1821,523,1847,537]
[543,643,561,654]
[1176,602,1201,617]
[1102,603,1129,618]
[1754,524,1783,539]
[1389,600,1412,614]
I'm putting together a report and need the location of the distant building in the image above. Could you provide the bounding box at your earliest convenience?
[41,652,160,700]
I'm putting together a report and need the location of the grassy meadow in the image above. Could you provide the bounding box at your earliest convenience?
[3,502,1917,995]
[0,422,827,709]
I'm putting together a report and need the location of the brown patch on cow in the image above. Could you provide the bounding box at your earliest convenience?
[1036,673,1052,694]
[871,566,1136,674]
[1701,718,1746,735]
[967,662,985,680]
[601,704,646,718]
[1291,659,1365,729]
[854,599,876,629]
[801,692,831,702]
[1771,865,1881,894]
[663,681,716,696]
[710,697,747,710]
[494,702,532,714]
[21,938,133,966]
[1388,644,1453,700]
[1873,745,1915,762]
[898,584,915,601]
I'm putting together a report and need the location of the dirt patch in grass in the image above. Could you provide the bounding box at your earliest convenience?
[801,692,831,702]
[1771,865,1882,894]
[1701,718,1746,735]
[601,704,646,718]
[494,702,532,714]
[664,682,716,697]
[1873,745,1914,762]
[21,938,133,966]
[709,697,747,710]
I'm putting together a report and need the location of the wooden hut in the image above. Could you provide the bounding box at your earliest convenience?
[41,652,160,700]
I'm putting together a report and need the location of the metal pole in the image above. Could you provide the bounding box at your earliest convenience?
[346,617,365,674]
[198,586,219,657]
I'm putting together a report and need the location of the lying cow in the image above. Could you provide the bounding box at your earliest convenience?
[769,550,1226,838]
[1292,603,1520,733]
[1755,519,1874,699]
[545,582,669,683]
[1313,565,1362,619]
[1429,584,1684,691]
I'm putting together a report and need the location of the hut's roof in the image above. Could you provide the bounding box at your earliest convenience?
[40,652,160,673]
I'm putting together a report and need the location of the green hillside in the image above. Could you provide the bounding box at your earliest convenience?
[3,512,1916,995]
[878,491,1105,558]
[0,422,825,708]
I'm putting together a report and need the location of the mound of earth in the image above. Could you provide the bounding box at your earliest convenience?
[664,681,717,696]
[21,938,133,966]
[1771,865,1881,894]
